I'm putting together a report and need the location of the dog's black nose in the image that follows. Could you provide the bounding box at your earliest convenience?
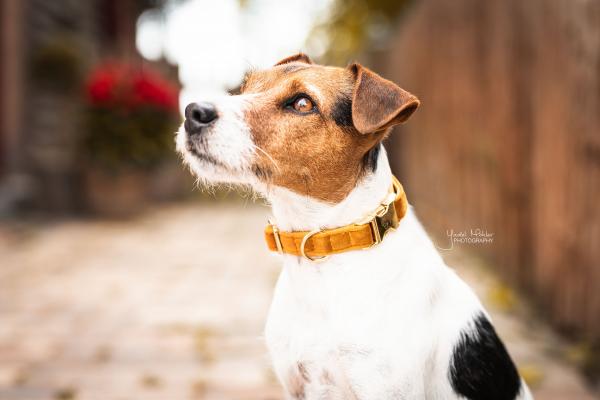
[184,102,218,133]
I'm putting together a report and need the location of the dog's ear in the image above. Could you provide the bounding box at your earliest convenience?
[349,63,419,134]
[275,53,313,66]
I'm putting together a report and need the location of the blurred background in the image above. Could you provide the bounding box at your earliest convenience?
[0,0,599,399]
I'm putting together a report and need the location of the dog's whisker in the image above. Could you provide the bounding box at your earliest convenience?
[252,144,280,172]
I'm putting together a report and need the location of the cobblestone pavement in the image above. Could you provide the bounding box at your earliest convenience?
[0,203,597,400]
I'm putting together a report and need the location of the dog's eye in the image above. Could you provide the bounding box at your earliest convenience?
[292,96,314,113]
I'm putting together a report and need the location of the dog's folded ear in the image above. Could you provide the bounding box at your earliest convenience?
[350,63,419,134]
[275,53,313,66]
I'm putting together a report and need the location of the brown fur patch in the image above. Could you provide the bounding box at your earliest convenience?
[275,52,313,66]
[242,59,418,203]
[350,64,420,134]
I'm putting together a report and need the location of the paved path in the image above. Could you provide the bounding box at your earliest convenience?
[0,203,596,400]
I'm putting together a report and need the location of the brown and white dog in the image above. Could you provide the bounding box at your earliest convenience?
[176,54,532,400]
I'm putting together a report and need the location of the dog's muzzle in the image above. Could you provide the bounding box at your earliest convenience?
[184,102,218,134]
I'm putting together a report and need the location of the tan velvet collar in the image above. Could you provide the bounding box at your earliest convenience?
[264,176,408,261]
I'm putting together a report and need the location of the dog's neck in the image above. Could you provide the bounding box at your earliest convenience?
[264,148,393,232]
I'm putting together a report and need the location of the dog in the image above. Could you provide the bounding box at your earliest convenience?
[176,53,532,400]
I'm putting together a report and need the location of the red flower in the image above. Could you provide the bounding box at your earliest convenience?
[131,72,179,111]
[87,68,118,104]
[85,63,179,113]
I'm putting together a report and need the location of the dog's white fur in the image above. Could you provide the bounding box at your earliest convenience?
[176,94,257,186]
[176,94,532,400]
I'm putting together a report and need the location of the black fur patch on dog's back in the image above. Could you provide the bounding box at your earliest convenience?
[331,95,353,127]
[449,313,521,400]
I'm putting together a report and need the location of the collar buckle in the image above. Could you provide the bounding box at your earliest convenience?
[368,200,399,245]
[356,178,402,247]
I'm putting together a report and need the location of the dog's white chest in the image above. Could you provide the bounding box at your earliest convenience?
[265,275,431,399]
[263,212,475,399]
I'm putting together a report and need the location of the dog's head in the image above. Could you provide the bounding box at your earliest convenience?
[176,53,419,203]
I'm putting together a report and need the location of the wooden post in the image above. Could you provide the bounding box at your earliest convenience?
[0,0,23,173]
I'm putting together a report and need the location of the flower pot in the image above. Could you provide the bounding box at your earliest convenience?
[84,167,149,217]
